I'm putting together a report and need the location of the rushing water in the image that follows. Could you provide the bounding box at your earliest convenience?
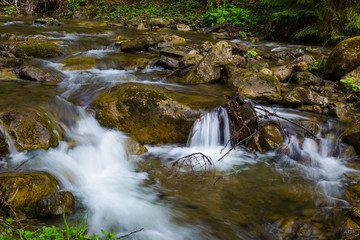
[0,16,357,239]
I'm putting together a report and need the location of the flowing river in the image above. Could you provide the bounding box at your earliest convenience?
[0,16,358,239]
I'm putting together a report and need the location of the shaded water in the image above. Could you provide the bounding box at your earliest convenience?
[0,16,357,239]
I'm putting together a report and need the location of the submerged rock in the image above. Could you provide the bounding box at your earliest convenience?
[19,65,62,82]
[182,41,232,84]
[324,36,360,79]
[222,66,281,102]
[61,56,97,71]
[0,108,60,151]
[0,172,74,217]
[92,83,200,144]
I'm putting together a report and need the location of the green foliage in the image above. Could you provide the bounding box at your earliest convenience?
[244,49,258,58]
[308,62,319,71]
[261,0,360,42]
[0,214,119,240]
[67,0,85,16]
[340,78,360,93]
[202,4,258,30]
[0,1,16,15]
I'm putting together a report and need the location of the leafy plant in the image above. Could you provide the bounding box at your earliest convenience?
[202,4,258,30]
[340,78,360,93]
[244,49,258,58]
[308,62,319,71]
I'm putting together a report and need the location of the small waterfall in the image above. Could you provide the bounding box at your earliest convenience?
[187,107,231,148]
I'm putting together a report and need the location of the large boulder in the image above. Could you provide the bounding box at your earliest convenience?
[246,123,284,152]
[19,65,62,82]
[8,41,62,58]
[181,41,232,84]
[92,83,200,144]
[282,87,328,107]
[222,66,281,102]
[342,124,360,153]
[60,56,97,71]
[324,36,360,80]
[0,108,60,151]
[0,172,74,217]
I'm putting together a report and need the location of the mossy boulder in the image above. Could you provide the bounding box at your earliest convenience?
[271,65,293,82]
[182,52,203,66]
[149,18,171,27]
[282,87,328,107]
[92,83,200,144]
[8,41,62,58]
[324,36,360,80]
[340,65,360,90]
[294,71,323,86]
[19,65,62,82]
[181,41,232,84]
[61,56,97,71]
[342,123,360,153]
[222,66,281,102]
[0,172,74,217]
[0,108,60,151]
[155,34,186,45]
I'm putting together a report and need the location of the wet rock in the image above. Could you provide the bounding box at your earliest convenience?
[259,68,273,76]
[0,130,8,158]
[298,120,320,135]
[0,57,23,67]
[246,123,284,152]
[8,41,62,58]
[222,66,281,102]
[201,41,213,52]
[158,55,180,69]
[0,51,15,58]
[294,71,323,86]
[283,87,328,107]
[176,24,191,31]
[0,108,60,151]
[76,21,107,27]
[120,36,155,52]
[297,105,322,114]
[156,34,186,45]
[92,83,200,144]
[61,56,97,71]
[271,65,293,82]
[125,137,148,155]
[182,41,232,84]
[292,54,316,66]
[0,68,18,81]
[182,51,203,66]
[160,47,186,58]
[342,124,360,153]
[340,144,357,160]
[327,101,351,121]
[319,83,335,94]
[136,22,147,30]
[157,42,173,48]
[227,41,248,55]
[34,18,62,26]
[19,65,62,82]
[149,18,171,27]
[119,57,152,71]
[30,191,75,217]
[324,36,360,80]
[0,172,59,209]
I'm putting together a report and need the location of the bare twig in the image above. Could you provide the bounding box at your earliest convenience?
[118,228,144,239]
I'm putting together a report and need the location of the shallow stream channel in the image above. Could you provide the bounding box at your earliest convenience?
[0,16,359,240]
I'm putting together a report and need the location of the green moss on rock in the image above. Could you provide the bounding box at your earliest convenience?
[92,83,200,144]
[9,41,62,58]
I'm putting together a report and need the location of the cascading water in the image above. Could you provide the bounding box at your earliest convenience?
[8,98,196,240]
[187,107,231,148]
